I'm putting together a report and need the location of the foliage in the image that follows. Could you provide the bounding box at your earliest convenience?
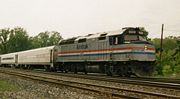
[0,27,62,54]
[152,36,180,76]
[30,31,62,48]
[8,27,30,52]
[162,65,173,75]
[139,27,149,37]
[153,36,178,51]
[0,28,11,54]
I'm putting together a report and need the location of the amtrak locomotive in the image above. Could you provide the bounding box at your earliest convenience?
[0,27,155,77]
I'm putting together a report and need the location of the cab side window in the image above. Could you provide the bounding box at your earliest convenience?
[109,35,123,45]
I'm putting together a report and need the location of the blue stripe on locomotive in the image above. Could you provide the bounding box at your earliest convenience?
[59,52,155,57]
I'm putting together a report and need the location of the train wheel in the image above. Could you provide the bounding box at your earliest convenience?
[116,65,131,77]
[84,64,88,74]
[122,66,128,77]
[44,65,50,72]
[50,67,57,72]
[74,71,77,74]
[105,64,113,76]
[73,65,77,74]
[20,65,25,69]
[74,67,77,74]
[65,70,68,73]
[106,70,112,76]
[23,65,28,69]
[117,68,123,77]
[58,65,64,72]
[64,66,68,73]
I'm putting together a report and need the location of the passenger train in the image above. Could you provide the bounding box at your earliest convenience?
[0,27,155,77]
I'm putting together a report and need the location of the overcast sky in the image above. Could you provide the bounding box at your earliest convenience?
[0,0,180,39]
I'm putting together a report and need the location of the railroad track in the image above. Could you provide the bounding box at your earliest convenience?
[28,69,180,89]
[0,68,180,99]
[29,68,180,84]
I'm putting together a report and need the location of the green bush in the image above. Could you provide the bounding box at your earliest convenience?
[153,36,180,77]
[162,64,173,75]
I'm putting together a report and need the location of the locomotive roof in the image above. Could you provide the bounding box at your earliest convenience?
[70,29,125,41]
[59,27,142,44]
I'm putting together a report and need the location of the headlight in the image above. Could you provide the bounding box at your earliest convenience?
[144,46,147,50]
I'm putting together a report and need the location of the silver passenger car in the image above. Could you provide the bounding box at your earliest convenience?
[0,52,17,67]
[0,46,59,71]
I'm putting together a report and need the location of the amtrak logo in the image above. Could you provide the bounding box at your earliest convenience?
[77,44,88,49]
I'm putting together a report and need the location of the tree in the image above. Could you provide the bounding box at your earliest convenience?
[28,36,40,49]
[0,27,63,54]
[139,27,149,37]
[31,31,62,48]
[8,27,30,52]
[49,31,62,45]
[0,28,12,54]
[152,36,180,76]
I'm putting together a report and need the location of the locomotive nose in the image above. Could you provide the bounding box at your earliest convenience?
[129,44,155,61]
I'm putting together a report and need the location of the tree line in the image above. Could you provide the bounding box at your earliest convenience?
[152,36,180,77]
[0,27,62,54]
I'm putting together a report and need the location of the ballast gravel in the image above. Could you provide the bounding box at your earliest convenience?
[0,73,106,99]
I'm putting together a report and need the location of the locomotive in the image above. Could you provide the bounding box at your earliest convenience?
[0,27,155,77]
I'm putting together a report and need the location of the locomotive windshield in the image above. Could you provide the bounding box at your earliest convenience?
[124,29,148,43]
[109,34,147,45]
[124,35,147,42]
[139,35,147,41]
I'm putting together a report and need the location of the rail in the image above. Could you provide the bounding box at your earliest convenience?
[0,68,179,98]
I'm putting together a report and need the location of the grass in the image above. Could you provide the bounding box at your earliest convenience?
[175,73,180,79]
[0,80,18,91]
[155,73,180,79]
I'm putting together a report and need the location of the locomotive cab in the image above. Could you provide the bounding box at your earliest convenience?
[108,27,155,76]
[109,28,150,45]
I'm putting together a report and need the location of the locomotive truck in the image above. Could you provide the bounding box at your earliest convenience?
[0,27,155,77]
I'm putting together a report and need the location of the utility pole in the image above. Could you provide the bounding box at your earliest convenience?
[160,24,164,69]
